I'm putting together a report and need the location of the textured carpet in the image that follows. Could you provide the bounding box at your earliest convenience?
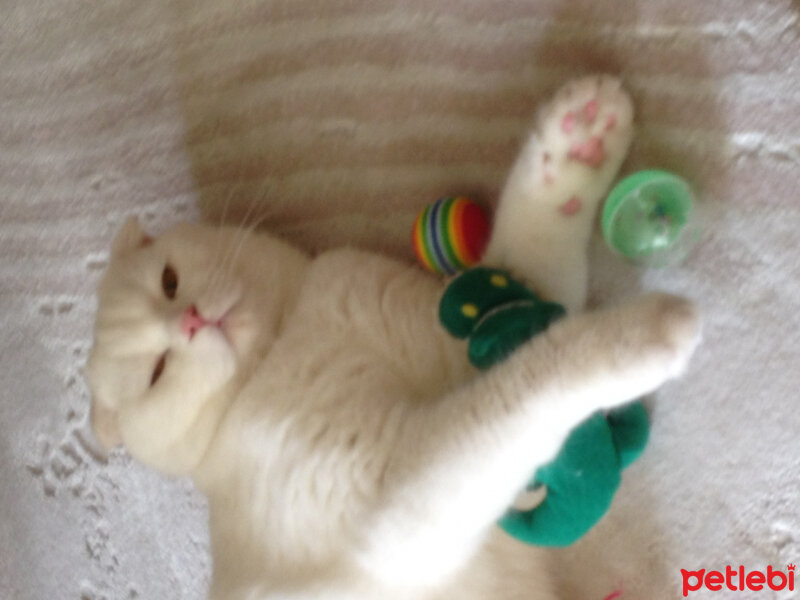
[2,1,799,598]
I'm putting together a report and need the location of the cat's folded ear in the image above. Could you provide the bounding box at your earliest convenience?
[112,216,152,257]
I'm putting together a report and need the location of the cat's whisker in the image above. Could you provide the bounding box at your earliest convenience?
[203,192,259,297]
[204,200,275,300]
[217,182,237,231]
[214,197,260,275]
[220,210,272,277]
[207,209,273,299]
[203,185,240,298]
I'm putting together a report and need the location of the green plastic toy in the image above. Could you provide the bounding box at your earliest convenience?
[440,267,650,546]
[602,169,699,267]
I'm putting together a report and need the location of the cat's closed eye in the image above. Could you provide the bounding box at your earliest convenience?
[151,353,167,386]
[161,264,178,299]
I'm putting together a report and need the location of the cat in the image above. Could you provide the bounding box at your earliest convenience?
[86,76,701,600]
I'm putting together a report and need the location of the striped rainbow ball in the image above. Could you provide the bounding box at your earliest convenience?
[412,197,490,275]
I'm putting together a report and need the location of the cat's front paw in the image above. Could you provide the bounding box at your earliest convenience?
[632,292,702,379]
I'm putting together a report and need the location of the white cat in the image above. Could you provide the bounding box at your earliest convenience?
[86,76,700,600]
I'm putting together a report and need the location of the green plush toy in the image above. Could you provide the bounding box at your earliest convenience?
[440,267,650,547]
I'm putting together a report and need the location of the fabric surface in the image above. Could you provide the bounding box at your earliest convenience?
[1,1,799,598]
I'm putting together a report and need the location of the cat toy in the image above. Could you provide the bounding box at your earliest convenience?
[411,190,667,546]
[412,197,490,275]
[438,266,649,547]
[602,170,699,267]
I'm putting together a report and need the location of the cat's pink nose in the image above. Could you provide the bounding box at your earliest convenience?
[181,305,208,340]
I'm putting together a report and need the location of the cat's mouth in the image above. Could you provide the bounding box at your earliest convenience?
[216,317,230,339]
[215,304,238,346]
[188,299,261,361]
[215,301,255,357]
[183,301,241,352]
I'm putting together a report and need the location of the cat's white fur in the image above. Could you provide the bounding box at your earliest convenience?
[86,76,700,600]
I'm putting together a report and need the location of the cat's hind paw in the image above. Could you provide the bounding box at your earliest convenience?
[538,75,633,173]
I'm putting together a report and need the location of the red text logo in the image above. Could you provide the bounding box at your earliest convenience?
[681,565,795,597]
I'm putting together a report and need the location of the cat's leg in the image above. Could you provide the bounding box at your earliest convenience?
[356,293,699,587]
[483,75,634,313]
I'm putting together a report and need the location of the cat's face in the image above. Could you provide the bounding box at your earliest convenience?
[85,217,307,474]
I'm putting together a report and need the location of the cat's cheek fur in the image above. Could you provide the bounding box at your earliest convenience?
[119,332,237,473]
[90,401,123,452]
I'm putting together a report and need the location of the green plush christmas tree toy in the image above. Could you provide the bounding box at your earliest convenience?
[440,267,650,547]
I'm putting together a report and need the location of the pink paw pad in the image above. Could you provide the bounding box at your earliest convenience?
[561,112,576,133]
[559,196,582,216]
[568,136,606,168]
[605,114,617,132]
[583,99,598,123]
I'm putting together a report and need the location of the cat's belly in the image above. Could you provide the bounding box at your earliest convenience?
[198,249,477,592]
